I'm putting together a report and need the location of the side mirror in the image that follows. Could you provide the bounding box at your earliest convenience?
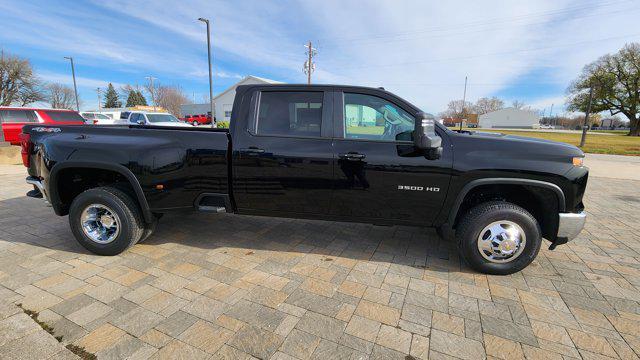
[136,119,145,125]
[414,112,442,159]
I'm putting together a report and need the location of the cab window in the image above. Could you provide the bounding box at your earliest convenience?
[257,91,323,137]
[343,93,414,141]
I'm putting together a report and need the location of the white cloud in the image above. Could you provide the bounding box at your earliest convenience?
[38,71,125,90]
[2,0,638,112]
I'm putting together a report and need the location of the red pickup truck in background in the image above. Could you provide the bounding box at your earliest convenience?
[181,113,212,126]
[1,107,85,145]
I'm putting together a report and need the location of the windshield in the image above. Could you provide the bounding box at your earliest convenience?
[146,114,180,123]
[96,114,110,119]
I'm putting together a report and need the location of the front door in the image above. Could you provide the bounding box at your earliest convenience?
[331,91,453,226]
[232,89,335,216]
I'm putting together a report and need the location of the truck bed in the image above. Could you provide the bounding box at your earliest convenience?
[25,124,231,213]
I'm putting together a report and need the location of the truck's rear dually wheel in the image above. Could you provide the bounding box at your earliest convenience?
[69,187,144,255]
[456,201,542,275]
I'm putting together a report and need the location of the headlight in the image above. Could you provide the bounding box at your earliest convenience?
[572,157,584,167]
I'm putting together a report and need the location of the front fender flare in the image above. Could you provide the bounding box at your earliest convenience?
[447,177,566,226]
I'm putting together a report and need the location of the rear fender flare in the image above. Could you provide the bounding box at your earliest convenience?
[48,161,153,223]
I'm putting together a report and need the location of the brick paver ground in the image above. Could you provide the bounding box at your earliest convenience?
[1,163,640,359]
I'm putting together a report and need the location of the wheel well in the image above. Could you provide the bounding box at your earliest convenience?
[453,184,559,242]
[54,168,138,216]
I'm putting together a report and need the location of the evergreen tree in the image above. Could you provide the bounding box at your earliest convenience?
[103,83,121,108]
[125,90,137,107]
[135,90,148,106]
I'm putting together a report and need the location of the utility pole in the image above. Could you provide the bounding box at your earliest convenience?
[96,87,101,110]
[198,17,215,127]
[579,86,594,148]
[459,76,468,131]
[145,76,157,111]
[549,103,554,126]
[304,41,317,84]
[64,56,80,112]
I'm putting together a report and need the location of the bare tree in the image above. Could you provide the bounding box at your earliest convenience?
[46,83,77,109]
[567,42,640,136]
[0,52,46,106]
[511,100,526,109]
[474,97,504,115]
[148,83,192,115]
[440,99,474,119]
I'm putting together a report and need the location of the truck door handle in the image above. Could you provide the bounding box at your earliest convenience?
[339,152,366,161]
[241,147,265,154]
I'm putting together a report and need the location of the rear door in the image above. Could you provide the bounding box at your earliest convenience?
[232,87,335,216]
[0,109,39,144]
[330,90,453,226]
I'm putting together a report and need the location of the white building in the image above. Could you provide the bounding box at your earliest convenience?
[478,108,540,129]
[180,75,281,122]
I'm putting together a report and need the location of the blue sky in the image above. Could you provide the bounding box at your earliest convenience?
[1,0,638,114]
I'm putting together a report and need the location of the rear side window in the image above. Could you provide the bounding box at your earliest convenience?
[0,110,37,123]
[42,111,85,122]
[257,92,323,137]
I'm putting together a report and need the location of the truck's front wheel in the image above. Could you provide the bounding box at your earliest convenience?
[456,201,541,275]
[69,187,144,255]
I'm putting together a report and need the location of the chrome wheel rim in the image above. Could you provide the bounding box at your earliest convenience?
[477,221,526,263]
[80,204,120,244]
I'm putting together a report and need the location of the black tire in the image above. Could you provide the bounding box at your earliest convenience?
[69,187,144,255]
[456,201,542,275]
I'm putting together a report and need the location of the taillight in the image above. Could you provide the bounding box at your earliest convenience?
[93,119,98,125]
[19,132,32,167]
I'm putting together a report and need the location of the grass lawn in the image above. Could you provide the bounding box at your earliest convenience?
[473,129,640,156]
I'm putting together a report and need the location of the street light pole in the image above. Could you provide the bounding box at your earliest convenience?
[579,86,594,148]
[64,56,80,112]
[198,17,215,128]
[459,76,467,131]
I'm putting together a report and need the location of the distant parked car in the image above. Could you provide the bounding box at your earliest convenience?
[81,112,116,125]
[0,107,85,145]
[188,114,211,126]
[122,111,192,127]
[539,124,554,129]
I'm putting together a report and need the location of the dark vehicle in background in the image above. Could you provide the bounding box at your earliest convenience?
[0,107,85,145]
[20,84,588,275]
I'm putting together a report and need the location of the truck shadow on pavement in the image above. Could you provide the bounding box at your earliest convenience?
[1,195,477,275]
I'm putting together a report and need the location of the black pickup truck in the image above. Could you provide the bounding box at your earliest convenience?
[20,84,588,274]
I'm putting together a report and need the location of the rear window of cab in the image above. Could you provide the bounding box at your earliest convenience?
[0,109,38,123]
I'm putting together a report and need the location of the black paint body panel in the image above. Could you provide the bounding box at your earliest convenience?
[24,84,588,231]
